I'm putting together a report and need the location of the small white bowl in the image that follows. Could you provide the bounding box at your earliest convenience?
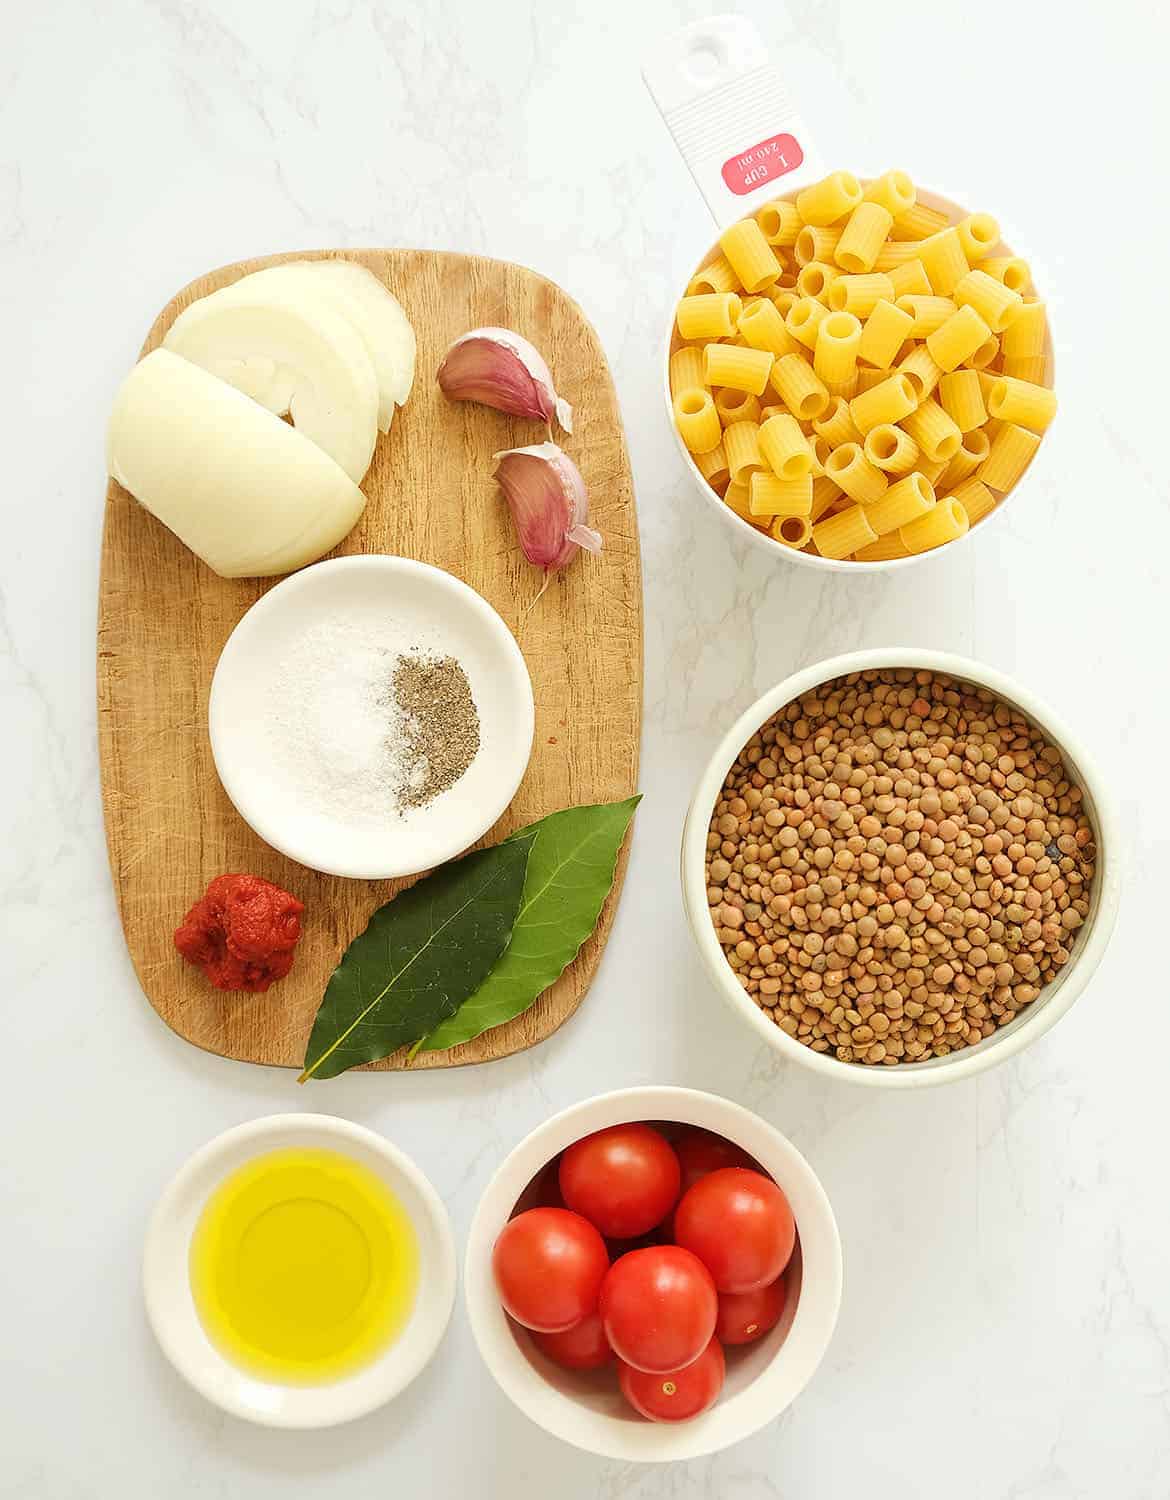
[143,1113,456,1428]
[209,555,535,879]
[465,1086,841,1462]
[664,183,1056,573]
[681,649,1121,1088]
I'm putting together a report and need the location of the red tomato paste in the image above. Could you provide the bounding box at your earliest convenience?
[174,874,303,992]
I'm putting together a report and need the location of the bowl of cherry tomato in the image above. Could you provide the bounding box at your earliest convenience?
[464,1086,841,1461]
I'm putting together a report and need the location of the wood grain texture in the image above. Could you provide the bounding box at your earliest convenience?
[98,249,641,1071]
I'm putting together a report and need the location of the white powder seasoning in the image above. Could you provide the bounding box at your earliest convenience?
[265,616,462,830]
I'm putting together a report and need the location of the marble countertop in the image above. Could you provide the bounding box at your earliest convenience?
[4,0,1167,1495]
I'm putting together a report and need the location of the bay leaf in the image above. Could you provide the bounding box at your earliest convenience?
[416,795,641,1055]
[299,831,535,1082]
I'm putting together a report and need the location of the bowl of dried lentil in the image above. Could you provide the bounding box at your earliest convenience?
[681,650,1120,1087]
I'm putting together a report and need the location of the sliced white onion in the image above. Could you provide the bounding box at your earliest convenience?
[107,349,366,578]
[163,286,379,483]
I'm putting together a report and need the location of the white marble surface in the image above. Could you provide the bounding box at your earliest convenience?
[3,0,1167,1494]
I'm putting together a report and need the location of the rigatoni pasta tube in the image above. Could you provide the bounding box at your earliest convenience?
[719,219,782,293]
[953,268,1022,333]
[704,343,774,396]
[759,413,814,480]
[981,256,1031,293]
[853,534,911,562]
[941,427,991,488]
[828,273,895,317]
[813,502,877,559]
[897,345,943,400]
[769,287,799,320]
[939,369,987,432]
[786,297,829,351]
[900,495,969,553]
[864,423,920,474]
[771,513,813,548]
[669,346,705,398]
[901,397,962,462]
[749,471,813,517]
[677,292,742,340]
[956,213,1000,263]
[814,311,862,395]
[892,201,948,241]
[894,295,956,338]
[979,422,1041,489]
[918,228,969,295]
[795,225,842,267]
[714,388,762,426]
[796,171,863,226]
[1002,355,1046,383]
[770,352,831,420]
[887,259,932,298]
[965,336,1000,371]
[864,170,916,219]
[811,474,843,521]
[813,396,862,449]
[948,478,996,524]
[926,304,992,372]
[723,420,766,482]
[721,480,757,525]
[673,389,722,453]
[824,442,888,503]
[835,202,894,274]
[756,199,802,248]
[859,299,914,368]
[863,471,935,535]
[873,240,923,271]
[855,366,891,392]
[695,441,729,489]
[687,255,741,295]
[796,262,841,301]
[738,297,801,357]
[1002,300,1047,359]
[850,372,917,435]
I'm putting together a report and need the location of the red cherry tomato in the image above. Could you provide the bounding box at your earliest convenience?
[531,1310,613,1371]
[674,1128,753,1196]
[715,1275,787,1346]
[618,1336,725,1423]
[492,1208,608,1333]
[599,1246,717,1373]
[674,1168,795,1294]
[559,1124,681,1239]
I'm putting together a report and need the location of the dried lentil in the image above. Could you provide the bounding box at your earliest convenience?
[705,669,1097,1066]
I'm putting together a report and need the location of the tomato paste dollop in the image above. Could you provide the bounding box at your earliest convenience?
[174,873,304,992]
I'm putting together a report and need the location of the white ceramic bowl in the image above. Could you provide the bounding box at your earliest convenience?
[681,649,1121,1088]
[209,555,535,879]
[143,1113,456,1428]
[465,1086,841,1462]
[664,182,1055,573]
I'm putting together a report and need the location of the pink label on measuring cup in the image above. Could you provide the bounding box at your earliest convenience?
[721,134,804,196]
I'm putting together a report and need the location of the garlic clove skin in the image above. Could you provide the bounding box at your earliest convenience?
[493,442,601,572]
[438,328,573,433]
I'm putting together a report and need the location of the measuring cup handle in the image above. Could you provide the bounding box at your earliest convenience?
[642,14,825,230]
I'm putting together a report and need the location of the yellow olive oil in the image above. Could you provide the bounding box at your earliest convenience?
[189,1147,418,1383]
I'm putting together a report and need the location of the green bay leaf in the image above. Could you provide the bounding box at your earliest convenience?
[299,831,535,1081]
[416,795,641,1055]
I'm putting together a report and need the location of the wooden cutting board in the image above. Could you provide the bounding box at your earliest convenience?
[98,249,641,1071]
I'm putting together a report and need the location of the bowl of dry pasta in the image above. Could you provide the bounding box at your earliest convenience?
[665,170,1055,570]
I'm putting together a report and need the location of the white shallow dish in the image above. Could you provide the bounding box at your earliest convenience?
[681,649,1121,1088]
[465,1086,841,1462]
[143,1113,456,1428]
[664,183,1056,573]
[210,554,535,879]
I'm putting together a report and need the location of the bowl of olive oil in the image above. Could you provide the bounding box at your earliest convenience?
[144,1114,455,1427]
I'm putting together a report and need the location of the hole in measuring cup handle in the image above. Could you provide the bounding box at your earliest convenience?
[721,133,805,196]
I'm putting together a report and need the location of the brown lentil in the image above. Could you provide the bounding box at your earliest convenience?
[704,669,1097,1066]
